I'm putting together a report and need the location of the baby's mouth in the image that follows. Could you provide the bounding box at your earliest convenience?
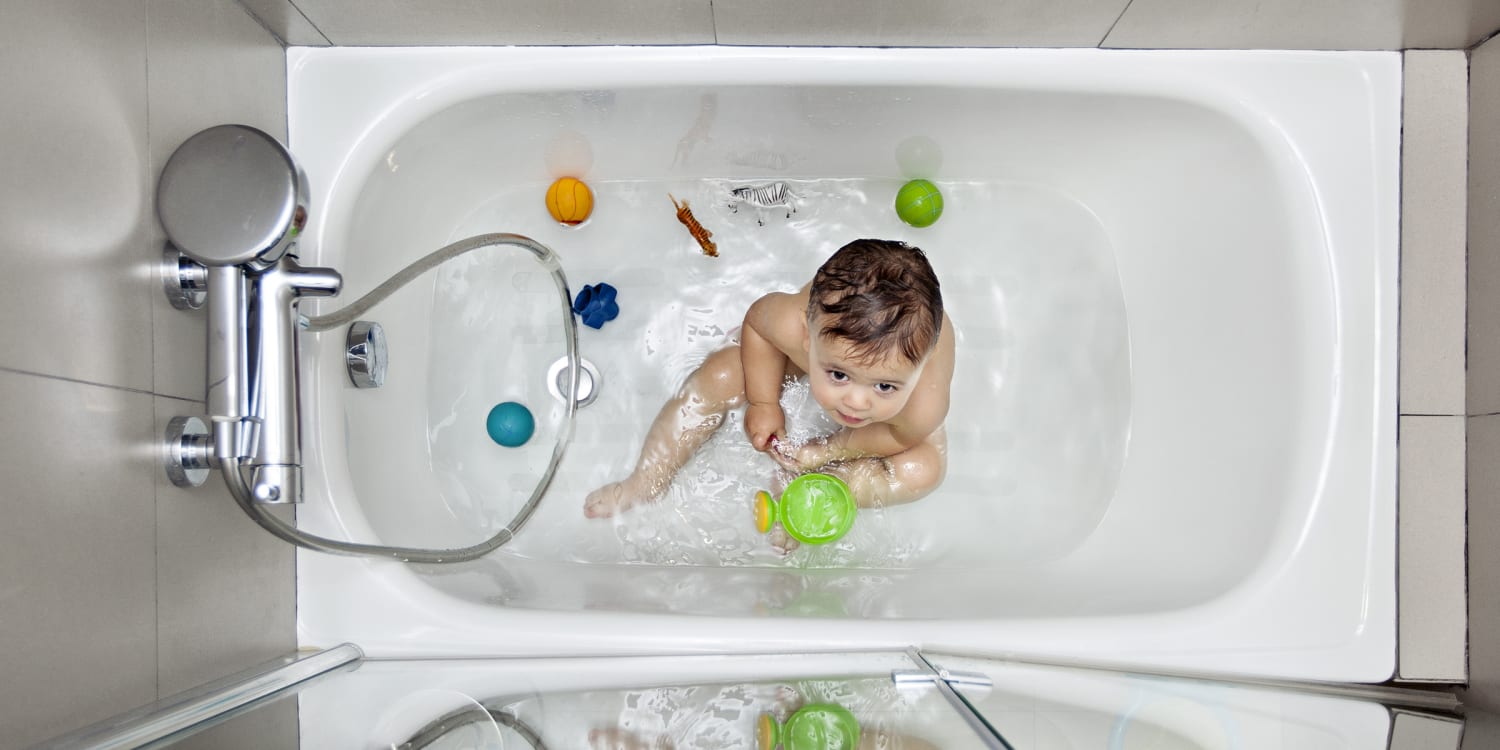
[835,410,866,426]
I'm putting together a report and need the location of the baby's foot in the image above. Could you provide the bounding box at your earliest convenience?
[767,525,801,554]
[583,476,660,518]
[589,728,669,750]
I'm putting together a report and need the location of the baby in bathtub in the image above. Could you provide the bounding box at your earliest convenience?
[584,238,954,537]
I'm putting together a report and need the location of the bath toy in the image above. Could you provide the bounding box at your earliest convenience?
[486,401,535,447]
[757,704,860,750]
[753,473,857,546]
[895,179,943,228]
[670,193,718,257]
[571,282,620,329]
[728,181,797,225]
[545,176,594,225]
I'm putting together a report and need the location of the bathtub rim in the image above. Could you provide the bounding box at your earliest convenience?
[288,45,1399,683]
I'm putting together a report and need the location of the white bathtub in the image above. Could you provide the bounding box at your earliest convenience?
[289,47,1399,682]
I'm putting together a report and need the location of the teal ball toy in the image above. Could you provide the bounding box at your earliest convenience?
[486,401,534,447]
[895,179,944,228]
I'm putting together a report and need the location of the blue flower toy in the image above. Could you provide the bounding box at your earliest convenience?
[572,282,620,329]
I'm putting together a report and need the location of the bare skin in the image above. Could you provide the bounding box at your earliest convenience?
[584,282,954,527]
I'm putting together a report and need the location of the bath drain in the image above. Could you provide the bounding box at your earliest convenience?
[547,356,600,408]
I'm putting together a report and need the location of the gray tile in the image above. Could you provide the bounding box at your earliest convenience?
[1470,415,1500,707]
[0,0,155,392]
[1397,416,1467,681]
[154,397,296,696]
[1400,51,1469,416]
[1460,708,1500,748]
[236,0,331,46]
[293,0,715,45]
[0,370,158,748]
[1389,712,1464,749]
[1104,0,1500,50]
[714,0,1128,47]
[148,0,289,402]
[1472,37,1500,415]
[169,696,299,750]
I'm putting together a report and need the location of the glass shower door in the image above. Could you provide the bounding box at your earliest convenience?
[37,646,1466,749]
[921,652,1464,750]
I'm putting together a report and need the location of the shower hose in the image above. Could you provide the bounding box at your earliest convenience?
[217,233,579,564]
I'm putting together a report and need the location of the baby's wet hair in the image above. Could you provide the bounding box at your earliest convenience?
[808,239,943,364]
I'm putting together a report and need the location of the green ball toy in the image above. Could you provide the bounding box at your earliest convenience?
[895,179,944,228]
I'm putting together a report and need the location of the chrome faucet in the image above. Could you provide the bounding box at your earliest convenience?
[157,124,342,505]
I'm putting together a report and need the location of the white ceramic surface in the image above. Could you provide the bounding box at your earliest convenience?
[289,47,1399,682]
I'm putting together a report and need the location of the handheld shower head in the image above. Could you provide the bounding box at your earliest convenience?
[156,124,308,269]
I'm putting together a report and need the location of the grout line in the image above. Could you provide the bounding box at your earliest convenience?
[232,0,290,48]
[0,365,203,404]
[1399,412,1491,417]
[709,0,719,45]
[1471,28,1500,52]
[286,0,334,46]
[1400,412,1500,417]
[1096,0,1136,48]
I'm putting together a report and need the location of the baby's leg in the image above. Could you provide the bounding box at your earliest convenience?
[829,428,948,509]
[584,346,746,517]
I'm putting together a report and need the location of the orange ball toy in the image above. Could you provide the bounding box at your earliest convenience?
[545,177,594,226]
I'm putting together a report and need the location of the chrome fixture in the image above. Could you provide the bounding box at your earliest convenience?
[345,321,387,389]
[163,416,213,488]
[157,124,340,507]
[547,355,600,408]
[156,124,581,563]
[160,246,208,310]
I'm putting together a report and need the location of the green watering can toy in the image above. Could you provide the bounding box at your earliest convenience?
[757,703,861,750]
[753,472,858,546]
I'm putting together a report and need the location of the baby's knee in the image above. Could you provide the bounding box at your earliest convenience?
[692,347,745,396]
[892,448,946,496]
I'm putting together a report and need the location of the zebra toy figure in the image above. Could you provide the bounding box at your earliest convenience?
[726,182,797,226]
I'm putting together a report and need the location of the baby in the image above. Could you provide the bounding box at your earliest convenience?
[584,238,953,523]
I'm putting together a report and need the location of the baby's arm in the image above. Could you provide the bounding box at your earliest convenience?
[773,422,926,470]
[741,293,794,450]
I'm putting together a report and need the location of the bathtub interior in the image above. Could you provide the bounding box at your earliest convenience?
[294,652,1394,749]
[306,79,1339,621]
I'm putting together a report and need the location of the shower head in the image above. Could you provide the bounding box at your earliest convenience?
[156,124,309,269]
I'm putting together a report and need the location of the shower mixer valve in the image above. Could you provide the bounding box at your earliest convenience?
[153,124,579,563]
[156,124,341,505]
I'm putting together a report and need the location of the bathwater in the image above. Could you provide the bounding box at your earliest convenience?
[416,176,1130,569]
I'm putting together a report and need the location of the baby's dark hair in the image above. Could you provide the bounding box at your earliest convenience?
[807,239,943,364]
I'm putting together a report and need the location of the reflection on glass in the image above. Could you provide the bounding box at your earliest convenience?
[394,675,986,749]
[923,653,1406,750]
[114,650,1454,749]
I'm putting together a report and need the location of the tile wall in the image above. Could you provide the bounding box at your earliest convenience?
[239,0,1500,49]
[4,0,1500,744]
[0,1,295,747]
[1400,51,1469,683]
[1468,32,1500,711]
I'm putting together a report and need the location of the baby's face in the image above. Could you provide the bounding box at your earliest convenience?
[804,327,928,429]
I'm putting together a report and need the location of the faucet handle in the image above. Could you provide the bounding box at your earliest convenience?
[157,125,309,270]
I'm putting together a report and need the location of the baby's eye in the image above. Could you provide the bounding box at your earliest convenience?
[875,383,899,394]
[828,370,849,383]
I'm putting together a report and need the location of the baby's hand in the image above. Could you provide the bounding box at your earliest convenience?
[769,437,833,473]
[745,402,786,451]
